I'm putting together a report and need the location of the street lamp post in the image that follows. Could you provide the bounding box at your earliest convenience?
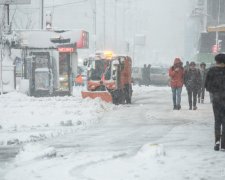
[0,7,3,95]
[0,44,3,95]
[41,0,44,29]
[216,0,221,49]
[92,0,97,52]
[103,0,106,49]
[114,0,117,51]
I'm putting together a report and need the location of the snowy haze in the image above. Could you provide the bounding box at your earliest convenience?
[7,0,197,65]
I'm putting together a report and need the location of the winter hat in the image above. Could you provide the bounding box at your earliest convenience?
[215,53,225,64]
[200,62,206,66]
[174,58,182,65]
[190,61,196,66]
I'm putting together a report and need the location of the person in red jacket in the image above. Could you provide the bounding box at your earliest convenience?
[75,74,83,86]
[169,58,185,110]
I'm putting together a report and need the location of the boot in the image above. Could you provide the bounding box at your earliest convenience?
[173,105,177,110]
[177,105,181,110]
[193,106,197,110]
[214,141,220,151]
[215,132,221,151]
[189,105,192,110]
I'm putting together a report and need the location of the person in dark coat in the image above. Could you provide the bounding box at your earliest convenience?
[205,53,225,151]
[184,61,190,71]
[184,61,201,110]
[147,64,151,85]
[198,62,207,103]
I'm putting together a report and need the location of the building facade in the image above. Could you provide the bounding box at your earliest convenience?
[196,0,225,63]
[207,0,225,26]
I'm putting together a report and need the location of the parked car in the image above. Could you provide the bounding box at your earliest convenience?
[150,66,169,86]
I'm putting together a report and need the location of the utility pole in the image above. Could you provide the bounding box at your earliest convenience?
[93,0,97,52]
[0,44,3,95]
[0,4,10,95]
[103,0,106,49]
[41,0,44,29]
[6,4,9,27]
[114,0,117,51]
[0,6,4,95]
[123,0,130,54]
[216,0,221,48]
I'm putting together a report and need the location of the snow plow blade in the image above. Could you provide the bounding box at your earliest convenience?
[81,91,112,103]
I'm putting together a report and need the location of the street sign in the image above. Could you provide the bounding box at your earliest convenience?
[58,47,75,53]
[0,0,31,4]
[57,44,76,53]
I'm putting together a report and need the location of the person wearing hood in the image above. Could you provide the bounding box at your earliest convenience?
[205,53,225,151]
[184,61,201,110]
[169,58,184,110]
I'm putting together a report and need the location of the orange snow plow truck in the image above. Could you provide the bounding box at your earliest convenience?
[81,51,132,105]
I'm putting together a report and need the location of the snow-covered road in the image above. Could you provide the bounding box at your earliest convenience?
[1,86,225,180]
[46,91,184,154]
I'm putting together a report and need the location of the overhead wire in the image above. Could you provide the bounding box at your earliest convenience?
[7,0,89,10]
[45,0,88,8]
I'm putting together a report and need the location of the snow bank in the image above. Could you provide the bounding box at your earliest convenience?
[0,90,114,145]
[135,143,166,159]
[16,144,56,163]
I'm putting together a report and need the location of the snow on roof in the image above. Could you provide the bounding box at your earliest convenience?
[18,29,83,49]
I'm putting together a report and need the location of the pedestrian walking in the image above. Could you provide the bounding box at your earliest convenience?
[142,64,149,86]
[205,53,225,151]
[169,58,184,110]
[184,61,190,71]
[147,64,151,85]
[184,62,201,110]
[198,62,207,103]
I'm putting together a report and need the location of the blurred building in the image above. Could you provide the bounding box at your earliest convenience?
[196,0,225,63]
[207,0,225,26]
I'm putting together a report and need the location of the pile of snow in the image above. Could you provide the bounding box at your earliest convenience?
[0,90,114,145]
[15,144,56,163]
[135,143,166,159]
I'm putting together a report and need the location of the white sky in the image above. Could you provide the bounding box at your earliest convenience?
[3,0,200,65]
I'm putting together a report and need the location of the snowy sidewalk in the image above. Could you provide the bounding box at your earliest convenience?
[84,110,224,180]
[82,88,225,180]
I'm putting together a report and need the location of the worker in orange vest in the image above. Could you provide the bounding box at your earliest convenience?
[75,74,83,86]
